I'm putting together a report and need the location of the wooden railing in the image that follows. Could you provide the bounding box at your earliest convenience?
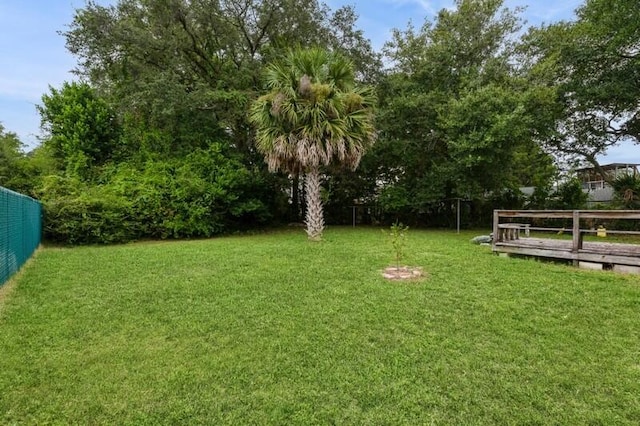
[492,210,640,269]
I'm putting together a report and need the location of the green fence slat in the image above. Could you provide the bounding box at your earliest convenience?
[0,186,42,287]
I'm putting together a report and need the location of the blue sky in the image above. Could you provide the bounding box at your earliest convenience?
[1,0,637,163]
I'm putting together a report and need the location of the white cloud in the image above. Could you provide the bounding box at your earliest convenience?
[597,141,640,165]
[0,79,46,102]
[384,0,583,24]
[0,98,42,149]
[382,0,453,16]
[0,64,75,101]
[505,0,582,25]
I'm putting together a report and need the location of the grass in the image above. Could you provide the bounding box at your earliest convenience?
[1,227,639,424]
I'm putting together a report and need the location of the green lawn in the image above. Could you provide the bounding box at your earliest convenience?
[1,228,639,424]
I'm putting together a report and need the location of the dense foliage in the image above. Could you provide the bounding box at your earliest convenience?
[374,0,551,224]
[2,0,638,243]
[0,124,28,191]
[611,174,640,209]
[38,146,274,244]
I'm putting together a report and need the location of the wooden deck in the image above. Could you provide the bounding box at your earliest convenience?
[496,237,640,267]
[492,210,640,271]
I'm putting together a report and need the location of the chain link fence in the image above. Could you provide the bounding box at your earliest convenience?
[1,186,42,286]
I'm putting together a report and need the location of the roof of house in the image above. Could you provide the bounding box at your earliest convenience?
[576,163,640,172]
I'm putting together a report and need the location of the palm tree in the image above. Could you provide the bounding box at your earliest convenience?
[250,48,376,240]
[611,173,640,209]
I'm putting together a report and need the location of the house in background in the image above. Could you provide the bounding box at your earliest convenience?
[576,163,640,204]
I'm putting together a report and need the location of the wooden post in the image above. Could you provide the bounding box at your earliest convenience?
[492,210,500,248]
[572,210,582,265]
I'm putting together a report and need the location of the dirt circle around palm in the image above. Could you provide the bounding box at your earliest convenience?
[382,266,424,281]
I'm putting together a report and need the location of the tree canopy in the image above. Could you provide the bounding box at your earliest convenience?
[64,0,381,161]
[371,0,557,223]
[523,0,640,174]
[38,82,121,178]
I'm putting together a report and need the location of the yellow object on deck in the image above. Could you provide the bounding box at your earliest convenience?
[597,226,607,237]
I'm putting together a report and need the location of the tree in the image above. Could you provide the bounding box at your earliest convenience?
[0,124,57,195]
[63,0,381,223]
[611,174,640,209]
[549,178,588,210]
[374,0,555,225]
[64,0,381,160]
[38,82,120,178]
[0,124,25,189]
[523,0,640,175]
[250,47,376,240]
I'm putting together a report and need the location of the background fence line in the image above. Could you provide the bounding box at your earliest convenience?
[1,186,42,287]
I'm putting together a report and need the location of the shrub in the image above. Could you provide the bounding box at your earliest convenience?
[39,176,136,244]
[38,145,273,244]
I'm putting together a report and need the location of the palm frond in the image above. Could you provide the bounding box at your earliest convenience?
[249,47,376,173]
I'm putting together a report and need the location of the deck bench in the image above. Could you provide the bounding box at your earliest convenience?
[497,223,530,241]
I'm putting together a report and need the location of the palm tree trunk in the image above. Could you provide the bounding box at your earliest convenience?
[304,167,324,241]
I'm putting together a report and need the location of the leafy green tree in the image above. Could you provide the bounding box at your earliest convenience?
[250,48,376,240]
[0,124,25,189]
[375,0,554,224]
[64,0,380,160]
[326,5,383,84]
[523,0,640,174]
[549,178,588,210]
[63,0,381,225]
[0,124,55,195]
[38,82,121,178]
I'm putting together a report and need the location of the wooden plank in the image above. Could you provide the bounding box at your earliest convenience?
[581,229,640,236]
[581,242,640,257]
[494,238,640,266]
[495,245,576,260]
[496,209,640,220]
[496,237,572,249]
[496,238,640,253]
[527,227,568,232]
[577,252,640,267]
[494,245,640,266]
[578,211,640,220]
[497,210,573,219]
